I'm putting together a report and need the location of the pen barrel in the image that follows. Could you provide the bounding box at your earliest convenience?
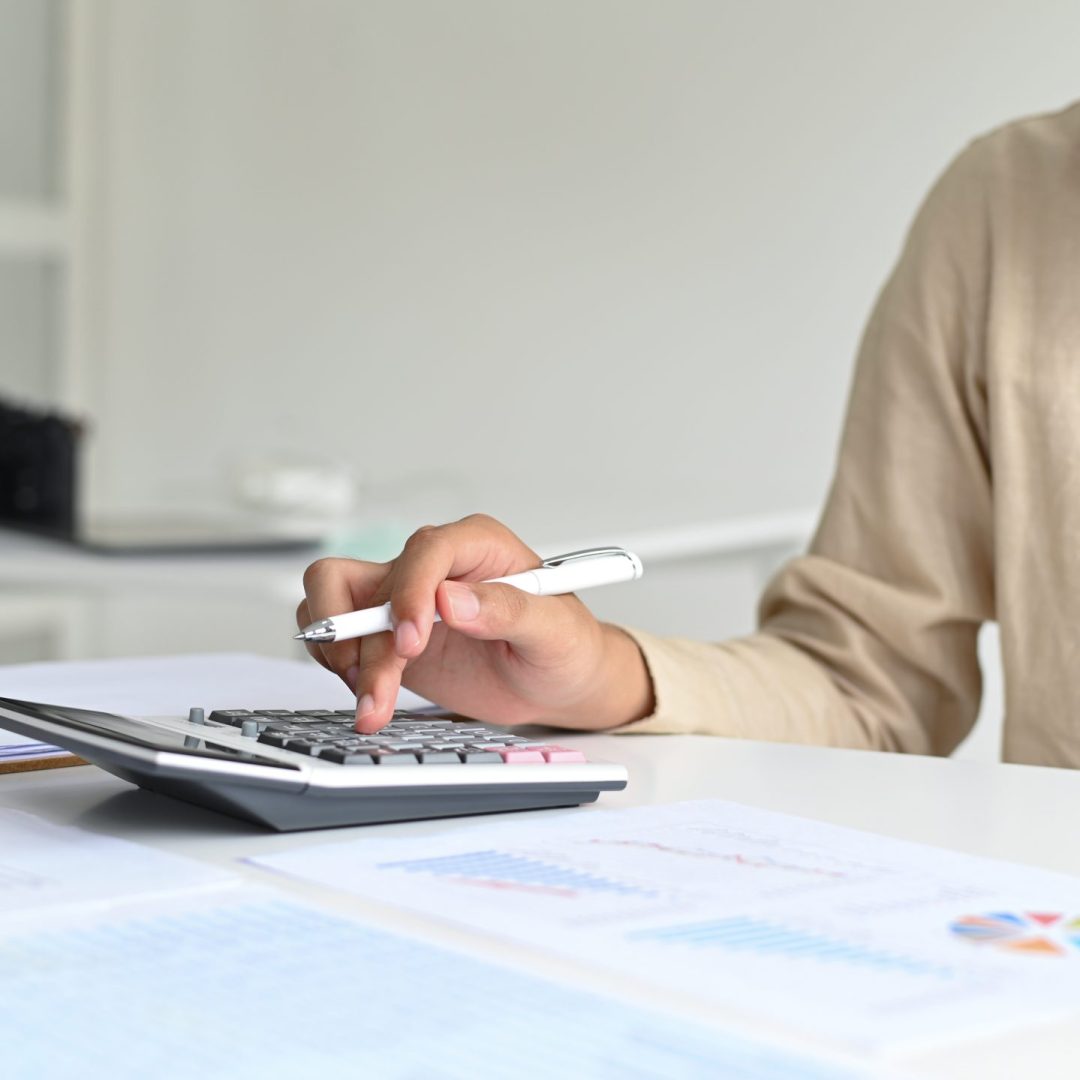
[490,554,642,598]
[329,602,394,640]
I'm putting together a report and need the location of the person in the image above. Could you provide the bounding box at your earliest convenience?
[299,102,1080,769]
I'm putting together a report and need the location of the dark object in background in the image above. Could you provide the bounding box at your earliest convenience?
[0,395,317,555]
[0,398,80,538]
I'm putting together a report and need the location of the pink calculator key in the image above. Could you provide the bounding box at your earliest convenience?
[539,746,587,764]
[497,748,546,764]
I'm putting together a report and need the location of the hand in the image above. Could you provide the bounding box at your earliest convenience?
[296,513,654,732]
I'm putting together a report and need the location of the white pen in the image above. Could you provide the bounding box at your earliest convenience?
[293,546,643,644]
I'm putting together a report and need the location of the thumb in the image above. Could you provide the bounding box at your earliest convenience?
[438,579,581,661]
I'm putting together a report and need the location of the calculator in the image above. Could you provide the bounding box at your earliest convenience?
[0,697,628,831]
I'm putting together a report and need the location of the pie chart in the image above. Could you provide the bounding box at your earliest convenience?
[949,912,1080,956]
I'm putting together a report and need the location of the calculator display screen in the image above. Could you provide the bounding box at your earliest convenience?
[0,697,301,770]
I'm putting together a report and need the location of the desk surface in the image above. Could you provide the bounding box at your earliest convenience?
[2,733,1078,1077]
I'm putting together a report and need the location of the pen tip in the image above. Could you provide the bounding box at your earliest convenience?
[292,632,306,641]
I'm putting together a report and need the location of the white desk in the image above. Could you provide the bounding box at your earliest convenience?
[2,732,1077,1077]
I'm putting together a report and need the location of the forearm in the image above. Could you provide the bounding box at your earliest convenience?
[610,624,903,750]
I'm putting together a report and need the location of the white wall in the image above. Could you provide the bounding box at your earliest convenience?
[0,0,63,405]
[77,0,1080,543]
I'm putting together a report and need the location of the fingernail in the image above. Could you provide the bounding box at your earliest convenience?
[394,619,421,654]
[445,581,480,622]
[344,665,359,691]
[356,693,375,718]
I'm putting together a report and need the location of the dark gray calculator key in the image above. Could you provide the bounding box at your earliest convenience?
[281,740,325,756]
[306,744,343,758]
[461,750,502,764]
[208,710,252,726]
[378,740,420,750]
[319,749,377,765]
[281,737,330,751]
[251,710,297,717]
[415,750,464,764]
[257,733,293,748]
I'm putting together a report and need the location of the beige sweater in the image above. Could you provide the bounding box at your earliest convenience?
[619,102,1080,768]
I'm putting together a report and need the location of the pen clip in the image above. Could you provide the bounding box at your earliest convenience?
[540,546,630,568]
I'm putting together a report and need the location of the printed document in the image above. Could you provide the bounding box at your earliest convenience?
[252,799,1080,1054]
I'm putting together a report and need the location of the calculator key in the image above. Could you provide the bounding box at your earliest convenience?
[415,750,463,764]
[497,748,546,764]
[256,732,293,748]
[280,740,324,755]
[307,743,346,758]
[537,746,587,764]
[467,742,510,752]
[319,749,377,765]
[460,750,502,764]
[370,750,421,765]
[208,710,251,725]
[252,710,298,717]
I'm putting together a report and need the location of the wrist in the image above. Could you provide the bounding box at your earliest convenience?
[563,623,655,731]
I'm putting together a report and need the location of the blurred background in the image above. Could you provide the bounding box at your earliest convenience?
[3,0,1080,758]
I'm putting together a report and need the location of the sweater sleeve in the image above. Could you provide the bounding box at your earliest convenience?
[616,137,997,755]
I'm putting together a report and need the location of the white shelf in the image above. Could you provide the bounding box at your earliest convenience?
[0,201,69,257]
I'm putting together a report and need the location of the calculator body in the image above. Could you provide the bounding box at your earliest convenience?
[0,698,628,831]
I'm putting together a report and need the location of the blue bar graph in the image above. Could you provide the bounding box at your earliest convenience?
[0,898,868,1080]
[377,849,655,897]
[629,916,952,977]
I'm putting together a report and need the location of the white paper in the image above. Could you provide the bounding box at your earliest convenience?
[252,799,1080,1055]
[0,651,434,749]
[0,807,235,923]
[0,884,867,1080]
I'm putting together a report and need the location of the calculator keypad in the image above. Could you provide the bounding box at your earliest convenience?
[207,709,586,766]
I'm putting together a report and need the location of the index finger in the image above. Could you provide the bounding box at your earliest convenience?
[299,556,389,685]
[385,515,540,661]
